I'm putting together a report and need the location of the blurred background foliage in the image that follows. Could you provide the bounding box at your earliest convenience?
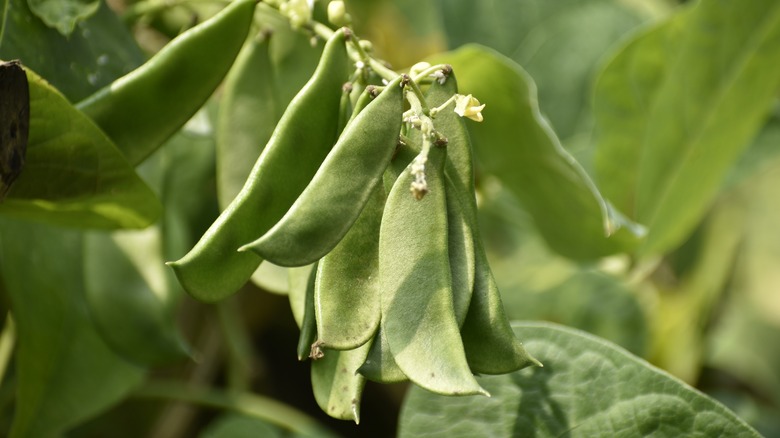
[1,0,779,436]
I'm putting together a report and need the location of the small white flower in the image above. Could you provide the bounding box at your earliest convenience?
[430,70,447,85]
[454,94,485,122]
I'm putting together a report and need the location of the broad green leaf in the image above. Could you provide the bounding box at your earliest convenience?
[476,181,647,354]
[435,0,650,139]
[84,227,190,366]
[399,322,760,438]
[0,219,144,437]
[429,45,643,260]
[0,69,161,228]
[723,104,780,189]
[27,0,98,36]
[0,0,143,101]
[593,0,780,255]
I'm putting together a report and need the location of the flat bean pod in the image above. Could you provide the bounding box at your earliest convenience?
[294,263,318,361]
[169,29,350,302]
[379,143,485,396]
[77,0,257,165]
[314,182,383,350]
[427,77,476,326]
[240,75,405,266]
[460,245,542,373]
[433,75,541,373]
[357,328,407,383]
[311,341,372,423]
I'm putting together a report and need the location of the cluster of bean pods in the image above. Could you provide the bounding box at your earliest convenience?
[170,28,540,422]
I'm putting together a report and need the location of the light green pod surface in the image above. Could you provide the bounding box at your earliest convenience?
[169,29,350,302]
[311,341,372,423]
[417,75,476,327]
[240,76,405,267]
[357,328,407,384]
[315,182,383,350]
[379,144,485,396]
[443,178,476,327]
[431,75,541,374]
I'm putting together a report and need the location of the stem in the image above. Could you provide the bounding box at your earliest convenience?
[0,314,15,386]
[429,94,458,118]
[133,381,329,436]
[215,299,253,392]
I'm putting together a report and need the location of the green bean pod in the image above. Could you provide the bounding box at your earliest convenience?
[461,246,542,373]
[428,74,477,326]
[293,263,318,361]
[379,143,485,396]
[314,182,383,350]
[169,29,350,302]
[240,75,405,266]
[357,328,407,383]
[432,75,541,374]
[444,179,476,327]
[311,341,372,422]
[76,0,257,166]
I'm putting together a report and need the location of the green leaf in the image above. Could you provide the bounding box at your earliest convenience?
[0,0,143,102]
[27,0,99,36]
[0,219,145,437]
[435,0,650,139]
[428,45,643,260]
[0,69,161,229]
[84,228,191,366]
[593,0,780,255]
[399,322,760,438]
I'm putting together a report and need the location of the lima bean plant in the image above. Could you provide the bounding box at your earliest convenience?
[0,0,778,436]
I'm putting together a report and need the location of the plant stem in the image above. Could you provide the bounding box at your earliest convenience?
[0,314,15,386]
[215,299,253,391]
[133,381,330,436]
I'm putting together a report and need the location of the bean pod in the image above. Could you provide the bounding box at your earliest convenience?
[169,29,350,302]
[379,141,485,396]
[240,75,405,266]
[77,0,257,165]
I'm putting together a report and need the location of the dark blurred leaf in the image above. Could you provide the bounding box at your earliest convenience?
[0,69,161,229]
[201,414,285,438]
[0,60,28,199]
[399,322,760,438]
[27,0,99,36]
[593,0,780,255]
[649,193,745,383]
[429,45,643,260]
[84,228,190,366]
[0,219,144,437]
[0,0,143,102]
